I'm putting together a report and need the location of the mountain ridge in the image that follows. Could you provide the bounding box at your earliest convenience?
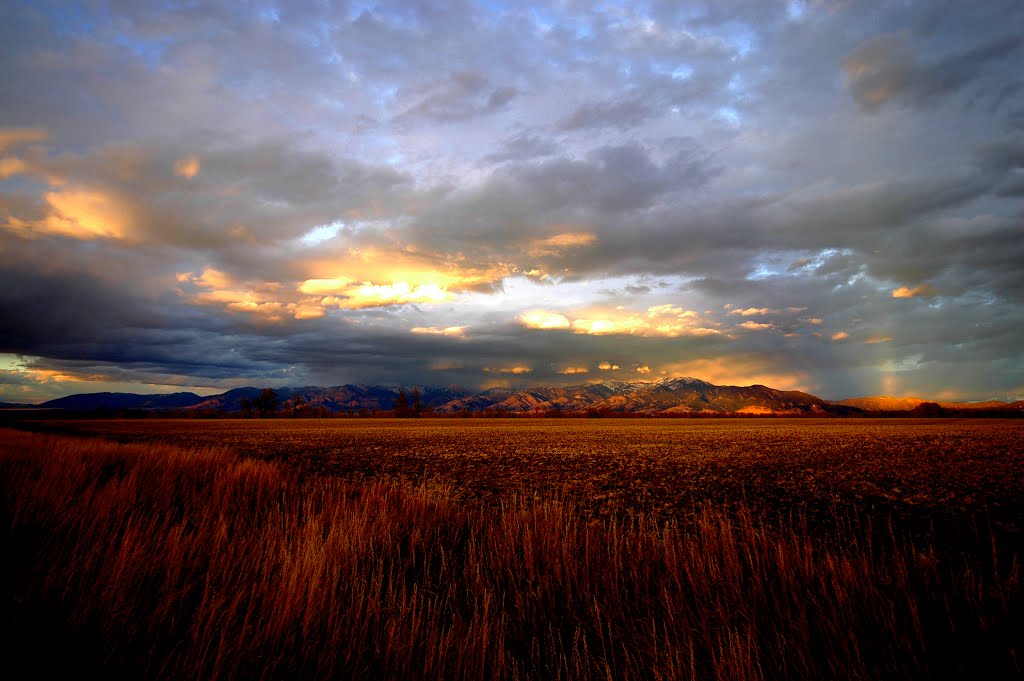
[13,377,1021,416]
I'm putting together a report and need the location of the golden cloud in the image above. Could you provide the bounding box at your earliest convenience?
[558,366,589,375]
[411,326,468,337]
[320,281,451,309]
[865,336,893,344]
[519,309,572,329]
[298,277,355,295]
[290,300,327,320]
[636,365,651,374]
[661,357,810,393]
[892,284,936,299]
[305,248,511,293]
[831,331,850,341]
[526,230,598,257]
[181,269,324,321]
[0,157,28,179]
[739,321,773,330]
[174,155,201,180]
[484,366,533,375]
[730,307,778,316]
[7,187,133,240]
[22,367,110,384]
[521,304,718,338]
[597,361,619,371]
[0,127,47,150]
[189,268,232,289]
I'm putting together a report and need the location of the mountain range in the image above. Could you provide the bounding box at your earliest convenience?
[16,378,1024,416]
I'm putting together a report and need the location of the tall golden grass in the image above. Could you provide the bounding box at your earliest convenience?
[1,428,1020,680]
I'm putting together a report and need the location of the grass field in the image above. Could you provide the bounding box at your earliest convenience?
[2,419,1022,679]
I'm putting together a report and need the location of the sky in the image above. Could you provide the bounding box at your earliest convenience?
[1,0,1022,403]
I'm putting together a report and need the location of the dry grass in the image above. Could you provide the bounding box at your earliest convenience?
[1,427,1021,680]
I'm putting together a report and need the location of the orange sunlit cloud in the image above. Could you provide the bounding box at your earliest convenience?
[484,365,533,375]
[180,269,325,321]
[730,307,778,316]
[321,281,451,309]
[739,320,773,330]
[892,284,936,298]
[7,187,132,240]
[21,366,111,384]
[866,336,893,344]
[0,157,29,179]
[526,230,597,257]
[521,304,720,338]
[597,361,619,370]
[558,366,589,375]
[661,356,810,393]
[0,127,47,150]
[519,309,572,329]
[185,268,232,289]
[298,277,356,295]
[304,248,511,292]
[831,331,850,341]
[411,325,468,337]
[174,155,201,180]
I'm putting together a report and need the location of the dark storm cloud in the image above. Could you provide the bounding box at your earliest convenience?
[396,72,519,123]
[483,133,561,164]
[845,32,1021,113]
[559,97,657,131]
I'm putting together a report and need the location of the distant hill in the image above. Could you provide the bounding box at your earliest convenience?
[39,392,205,410]
[833,396,1023,411]
[191,385,471,414]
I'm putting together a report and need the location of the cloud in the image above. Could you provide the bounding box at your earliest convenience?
[182,268,232,289]
[519,309,571,330]
[597,361,619,371]
[6,187,133,240]
[560,97,655,131]
[558,366,589,375]
[660,356,811,393]
[0,157,29,179]
[844,32,1021,112]
[831,331,850,341]
[892,284,937,299]
[0,127,47,150]
[526,231,598,257]
[322,282,451,309]
[730,307,778,316]
[519,304,718,338]
[411,326,467,337]
[484,365,532,375]
[174,155,200,179]
[739,321,773,330]
[396,72,518,123]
